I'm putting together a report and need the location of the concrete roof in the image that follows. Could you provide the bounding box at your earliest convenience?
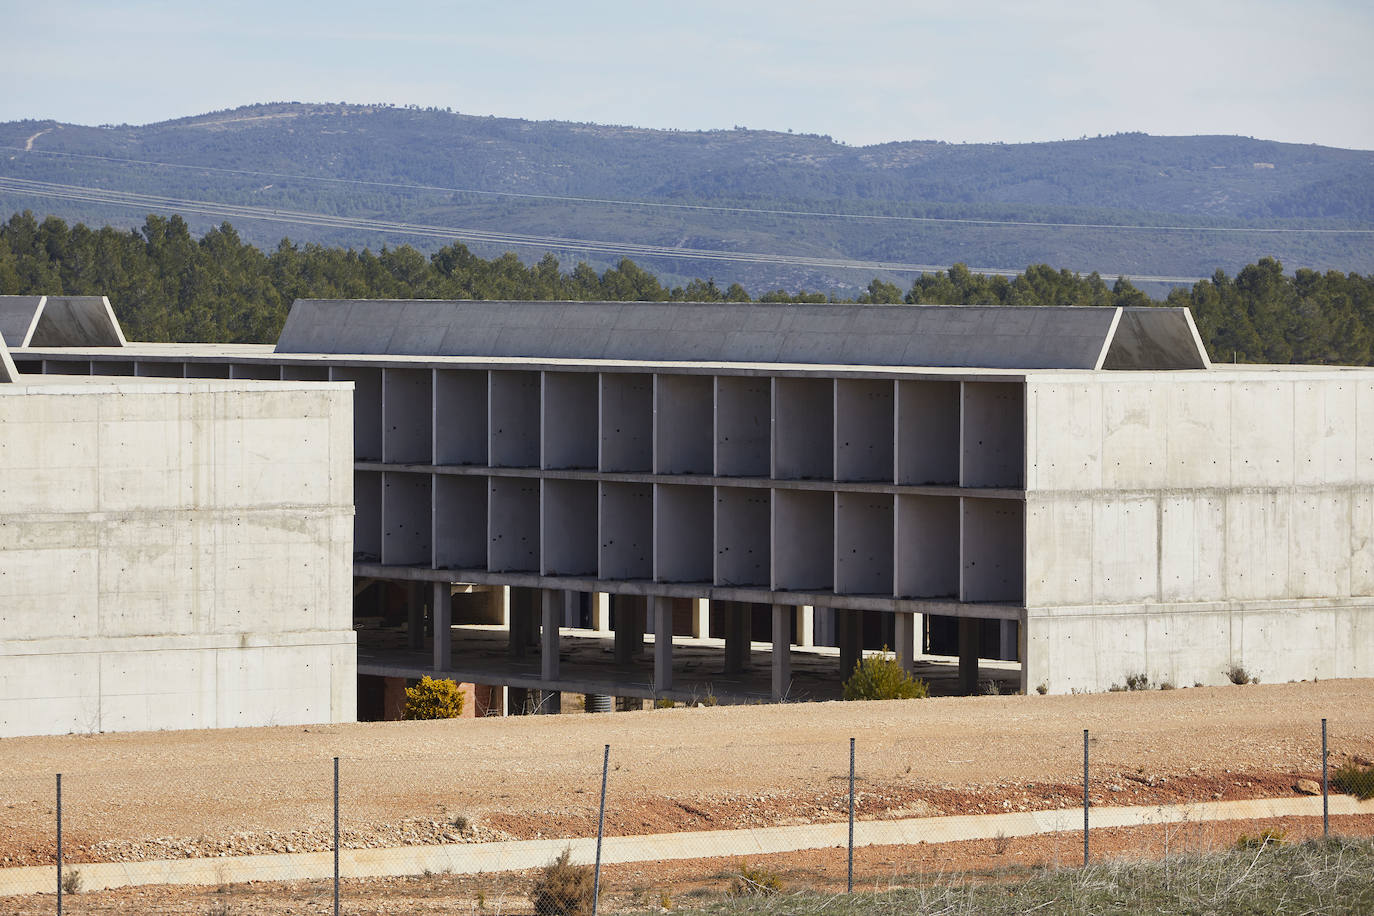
[0,296,127,348]
[275,300,1212,370]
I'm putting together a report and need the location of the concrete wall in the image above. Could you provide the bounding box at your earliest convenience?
[1024,371,1374,692]
[0,378,355,736]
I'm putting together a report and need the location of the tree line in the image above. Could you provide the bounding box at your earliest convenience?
[0,211,1370,365]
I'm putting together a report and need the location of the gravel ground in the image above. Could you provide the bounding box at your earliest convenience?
[1,679,1370,872]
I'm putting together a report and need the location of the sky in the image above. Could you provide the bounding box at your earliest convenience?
[2,0,1372,150]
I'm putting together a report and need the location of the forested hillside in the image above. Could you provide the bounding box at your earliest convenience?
[0,103,1370,294]
[2,210,1370,366]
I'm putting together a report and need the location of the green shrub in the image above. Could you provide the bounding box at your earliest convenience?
[1334,761,1374,800]
[530,848,595,916]
[1235,828,1286,849]
[843,649,929,701]
[402,676,465,720]
[728,860,783,897]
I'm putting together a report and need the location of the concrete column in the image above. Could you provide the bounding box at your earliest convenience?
[592,592,611,633]
[894,611,920,674]
[771,604,792,701]
[999,619,1016,661]
[407,581,424,650]
[691,598,710,639]
[795,605,814,648]
[614,595,645,666]
[653,596,673,693]
[496,586,511,627]
[432,582,452,670]
[541,589,561,682]
[540,690,562,715]
[508,587,537,658]
[959,616,981,695]
[838,609,863,678]
[723,602,751,674]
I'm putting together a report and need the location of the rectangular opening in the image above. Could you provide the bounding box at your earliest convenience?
[433,475,487,569]
[383,368,433,464]
[488,477,540,571]
[229,364,281,380]
[771,488,834,591]
[434,370,488,465]
[835,492,894,595]
[654,483,713,583]
[354,470,382,562]
[90,360,136,376]
[962,382,1025,488]
[897,380,961,485]
[542,479,599,576]
[961,498,1025,603]
[133,362,184,378]
[773,377,833,480]
[835,378,895,482]
[715,375,771,477]
[489,370,541,467]
[183,362,232,379]
[281,365,331,381]
[600,482,653,579]
[331,366,383,461]
[381,471,432,566]
[895,494,960,598]
[44,359,89,375]
[714,486,771,587]
[655,374,714,474]
[600,373,653,472]
[542,371,599,469]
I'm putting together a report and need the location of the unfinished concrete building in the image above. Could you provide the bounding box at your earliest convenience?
[0,298,356,736]
[12,298,1374,709]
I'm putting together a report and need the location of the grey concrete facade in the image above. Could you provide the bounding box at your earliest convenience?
[14,299,1373,700]
[0,375,356,736]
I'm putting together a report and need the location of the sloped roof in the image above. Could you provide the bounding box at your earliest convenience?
[276,300,1211,370]
[0,334,16,382]
[0,296,127,348]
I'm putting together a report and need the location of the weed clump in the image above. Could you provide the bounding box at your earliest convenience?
[1334,761,1374,800]
[1235,828,1286,849]
[61,868,81,894]
[843,649,929,701]
[728,860,783,897]
[403,676,466,720]
[1226,664,1259,685]
[530,848,595,916]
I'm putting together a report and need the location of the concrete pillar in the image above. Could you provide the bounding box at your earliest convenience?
[541,589,561,682]
[614,595,645,666]
[592,592,611,633]
[563,590,581,629]
[539,689,562,715]
[838,609,863,678]
[894,611,920,675]
[959,616,981,695]
[508,588,537,658]
[999,619,1016,661]
[433,582,452,670]
[723,602,751,674]
[771,604,792,701]
[795,605,814,648]
[407,581,424,651]
[691,598,710,639]
[653,596,673,693]
[496,586,511,627]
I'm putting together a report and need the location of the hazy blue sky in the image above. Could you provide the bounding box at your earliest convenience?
[4,0,1372,149]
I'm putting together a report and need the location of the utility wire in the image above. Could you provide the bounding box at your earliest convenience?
[0,176,1210,283]
[4,146,1370,235]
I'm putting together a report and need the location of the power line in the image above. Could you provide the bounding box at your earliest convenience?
[5,146,1370,235]
[0,176,1210,283]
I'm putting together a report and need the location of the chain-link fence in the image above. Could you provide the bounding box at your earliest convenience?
[1,717,1370,915]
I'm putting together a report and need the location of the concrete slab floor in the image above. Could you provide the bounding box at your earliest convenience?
[356,624,1022,706]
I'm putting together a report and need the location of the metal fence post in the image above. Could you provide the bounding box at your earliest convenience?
[334,756,340,916]
[56,773,62,916]
[593,744,609,916]
[1322,718,1329,838]
[1082,729,1089,867]
[848,737,855,894]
